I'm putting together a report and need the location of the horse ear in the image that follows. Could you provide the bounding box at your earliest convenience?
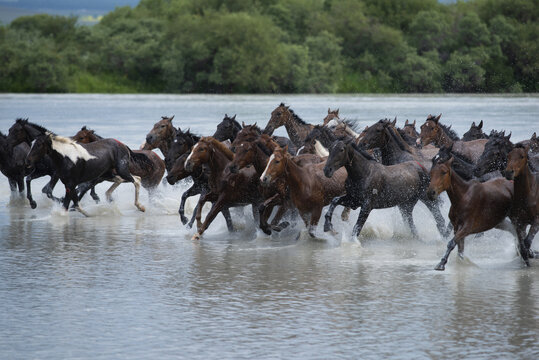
[531,132,537,140]
[170,115,175,121]
[242,121,246,128]
[232,115,236,120]
[328,108,331,114]
[392,117,397,126]
[471,121,476,127]
[336,109,339,115]
[506,132,511,141]
[90,130,95,134]
[478,120,483,129]
[405,119,409,125]
[253,122,257,127]
[434,114,441,123]
[412,120,416,127]
[81,125,87,130]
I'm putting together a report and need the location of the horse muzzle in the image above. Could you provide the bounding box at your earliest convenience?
[426,188,438,201]
[503,170,514,181]
[166,174,177,185]
[323,167,334,178]
[260,175,271,186]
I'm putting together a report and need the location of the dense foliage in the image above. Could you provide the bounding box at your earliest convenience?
[0,0,537,93]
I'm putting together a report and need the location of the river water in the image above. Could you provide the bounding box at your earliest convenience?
[0,94,538,359]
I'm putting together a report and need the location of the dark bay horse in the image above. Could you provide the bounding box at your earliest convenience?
[26,132,146,215]
[427,157,514,270]
[260,145,347,237]
[141,115,177,161]
[0,131,30,195]
[6,118,64,207]
[505,145,539,265]
[473,130,513,178]
[263,103,314,148]
[462,120,489,141]
[213,114,242,142]
[185,137,262,240]
[73,126,165,193]
[432,144,499,182]
[418,114,487,163]
[322,108,340,126]
[400,119,420,144]
[323,140,431,239]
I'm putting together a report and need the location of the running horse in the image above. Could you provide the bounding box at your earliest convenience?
[141,115,177,163]
[462,120,489,141]
[0,131,30,196]
[73,126,165,193]
[427,157,514,270]
[473,130,513,178]
[504,145,539,265]
[26,131,146,216]
[213,114,242,142]
[263,103,314,148]
[185,136,262,240]
[323,140,431,239]
[418,114,487,163]
[260,145,347,237]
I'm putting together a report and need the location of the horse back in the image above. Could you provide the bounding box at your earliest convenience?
[453,139,488,163]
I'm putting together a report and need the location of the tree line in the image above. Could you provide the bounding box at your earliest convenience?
[0,0,537,93]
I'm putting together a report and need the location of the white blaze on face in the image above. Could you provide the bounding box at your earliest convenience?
[260,154,275,182]
[326,119,339,128]
[296,145,305,155]
[50,135,96,164]
[185,142,199,164]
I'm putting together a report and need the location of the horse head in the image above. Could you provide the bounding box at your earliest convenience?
[260,145,289,186]
[504,145,529,180]
[264,103,291,135]
[418,114,442,146]
[213,114,241,142]
[323,108,340,126]
[427,157,454,200]
[474,130,513,177]
[145,115,175,149]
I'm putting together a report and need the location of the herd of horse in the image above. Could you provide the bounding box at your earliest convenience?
[0,103,537,271]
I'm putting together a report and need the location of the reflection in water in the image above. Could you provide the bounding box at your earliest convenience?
[0,94,538,358]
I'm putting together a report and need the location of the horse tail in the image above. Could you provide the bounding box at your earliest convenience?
[128,149,155,173]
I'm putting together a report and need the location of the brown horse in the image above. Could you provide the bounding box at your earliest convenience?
[418,114,487,163]
[427,157,514,270]
[322,108,340,126]
[141,115,177,160]
[505,145,539,264]
[263,103,314,147]
[185,137,263,240]
[260,146,347,237]
[73,126,165,191]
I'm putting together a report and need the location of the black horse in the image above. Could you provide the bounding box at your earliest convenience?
[0,131,30,195]
[165,128,201,170]
[323,140,431,239]
[26,131,145,215]
[432,144,500,182]
[462,120,489,141]
[213,114,242,142]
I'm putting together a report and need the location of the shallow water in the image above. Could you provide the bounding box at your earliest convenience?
[0,94,538,359]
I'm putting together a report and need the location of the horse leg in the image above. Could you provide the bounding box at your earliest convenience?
[8,179,17,192]
[42,175,62,202]
[341,207,351,221]
[195,192,212,231]
[105,177,123,202]
[251,203,261,225]
[192,197,225,240]
[179,185,200,225]
[435,237,457,271]
[308,206,323,238]
[17,177,25,195]
[221,207,234,232]
[525,221,538,259]
[421,198,449,238]
[324,194,348,233]
[398,203,418,239]
[89,186,100,203]
[352,203,372,239]
[270,205,290,232]
[258,194,280,235]
[25,174,37,209]
[132,175,145,212]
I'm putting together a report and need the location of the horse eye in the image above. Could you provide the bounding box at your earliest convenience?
[275,160,280,164]
[276,112,281,116]
[340,148,344,152]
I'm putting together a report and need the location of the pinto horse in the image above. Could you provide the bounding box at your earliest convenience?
[26,132,145,215]
[323,140,430,239]
[263,103,314,148]
[418,114,487,163]
[504,145,539,265]
[185,137,262,240]
[427,157,514,270]
[260,145,347,237]
[73,126,165,193]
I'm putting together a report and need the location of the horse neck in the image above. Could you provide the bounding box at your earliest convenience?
[435,127,454,148]
[513,165,533,202]
[446,169,470,206]
[380,134,407,165]
[207,145,232,185]
[283,156,309,190]
[253,148,269,175]
[284,114,311,146]
[346,148,372,180]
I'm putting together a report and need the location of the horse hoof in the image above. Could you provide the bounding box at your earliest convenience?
[30,201,37,209]
[137,205,146,212]
[434,263,445,271]
[192,233,201,240]
[261,227,272,236]
[323,222,333,233]
[186,223,193,229]
[180,216,188,225]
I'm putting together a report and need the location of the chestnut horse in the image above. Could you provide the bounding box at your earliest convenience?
[185,137,263,240]
[73,126,165,192]
[260,146,347,237]
[427,157,514,270]
[418,114,487,163]
[504,145,539,265]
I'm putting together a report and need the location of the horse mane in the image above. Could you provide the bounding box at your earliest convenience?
[349,140,376,161]
[80,126,104,140]
[287,107,308,125]
[183,129,201,143]
[226,116,242,131]
[305,125,337,145]
[438,123,459,141]
[384,121,413,152]
[15,118,49,135]
[208,137,234,160]
[243,123,262,134]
